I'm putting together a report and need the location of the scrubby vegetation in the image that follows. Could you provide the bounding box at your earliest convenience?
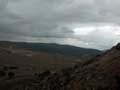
[0,43,120,90]
[8,72,15,79]
[9,66,18,70]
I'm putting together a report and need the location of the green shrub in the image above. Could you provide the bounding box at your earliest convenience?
[8,72,15,79]
[9,66,18,70]
[38,70,51,80]
[3,66,8,71]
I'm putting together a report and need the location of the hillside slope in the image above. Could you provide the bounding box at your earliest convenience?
[0,41,102,59]
[0,47,79,77]
[1,43,119,90]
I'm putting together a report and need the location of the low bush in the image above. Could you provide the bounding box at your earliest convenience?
[8,72,15,79]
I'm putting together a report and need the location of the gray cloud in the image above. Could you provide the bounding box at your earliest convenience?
[0,0,120,50]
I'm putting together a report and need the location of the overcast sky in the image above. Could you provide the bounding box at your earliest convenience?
[0,0,120,50]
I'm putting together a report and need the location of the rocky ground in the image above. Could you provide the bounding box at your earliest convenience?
[0,43,120,90]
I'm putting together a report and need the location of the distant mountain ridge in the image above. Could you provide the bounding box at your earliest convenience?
[0,41,102,59]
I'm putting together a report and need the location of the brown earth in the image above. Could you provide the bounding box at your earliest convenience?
[1,43,120,90]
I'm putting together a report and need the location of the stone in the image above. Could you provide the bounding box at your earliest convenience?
[116,43,120,50]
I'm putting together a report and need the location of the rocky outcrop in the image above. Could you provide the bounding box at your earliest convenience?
[116,43,120,50]
[37,42,120,90]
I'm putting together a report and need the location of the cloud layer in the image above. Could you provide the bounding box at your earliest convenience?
[0,0,120,50]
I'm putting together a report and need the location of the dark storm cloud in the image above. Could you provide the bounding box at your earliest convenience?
[0,0,120,49]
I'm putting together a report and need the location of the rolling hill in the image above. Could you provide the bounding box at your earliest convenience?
[0,43,119,90]
[0,41,102,59]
